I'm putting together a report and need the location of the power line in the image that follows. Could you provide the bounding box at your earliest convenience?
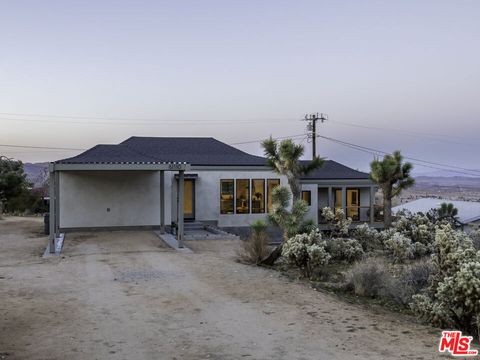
[0,133,308,152]
[0,144,86,151]
[230,134,307,145]
[2,110,478,146]
[330,119,480,145]
[0,113,294,125]
[317,134,480,177]
[1,132,478,177]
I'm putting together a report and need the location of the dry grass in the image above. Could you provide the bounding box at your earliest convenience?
[237,232,270,264]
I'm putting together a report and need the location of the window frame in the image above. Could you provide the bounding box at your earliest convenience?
[235,179,250,214]
[301,190,312,206]
[251,179,266,214]
[220,179,235,215]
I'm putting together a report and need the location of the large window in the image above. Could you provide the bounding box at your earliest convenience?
[236,179,250,214]
[267,179,281,213]
[251,179,265,213]
[220,178,280,214]
[220,179,234,214]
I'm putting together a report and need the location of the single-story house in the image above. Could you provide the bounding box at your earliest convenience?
[393,198,480,232]
[48,137,382,251]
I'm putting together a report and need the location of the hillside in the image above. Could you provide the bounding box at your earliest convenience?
[401,175,480,203]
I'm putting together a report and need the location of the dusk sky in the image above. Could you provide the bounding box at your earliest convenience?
[1,1,479,174]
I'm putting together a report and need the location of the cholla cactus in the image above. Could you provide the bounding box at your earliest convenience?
[437,261,480,315]
[282,230,330,278]
[321,207,352,237]
[354,223,382,251]
[412,242,430,258]
[410,294,454,328]
[410,224,480,336]
[391,213,435,246]
[326,238,364,263]
[384,232,414,263]
[308,244,331,269]
[432,224,477,282]
[321,207,335,222]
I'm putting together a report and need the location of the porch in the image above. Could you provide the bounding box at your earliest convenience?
[317,185,384,229]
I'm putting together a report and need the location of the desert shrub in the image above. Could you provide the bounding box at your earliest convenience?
[344,257,401,301]
[282,230,330,278]
[470,229,480,250]
[397,259,435,303]
[321,207,352,238]
[410,224,480,336]
[384,232,414,263]
[353,223,382,252]
[239,219,270,264]
[326,238,364,263]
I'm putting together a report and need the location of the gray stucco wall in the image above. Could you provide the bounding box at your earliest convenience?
[58,168,370,230]
[59,171,166,228]
[59,169,288,229]
[171,170,289,227]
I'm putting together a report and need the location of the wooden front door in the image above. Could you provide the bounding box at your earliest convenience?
[183,179,195,221]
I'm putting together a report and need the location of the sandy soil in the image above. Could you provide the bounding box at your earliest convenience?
[0,217,447,359]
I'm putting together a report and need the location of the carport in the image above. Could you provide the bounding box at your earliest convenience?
[48,161,190,253]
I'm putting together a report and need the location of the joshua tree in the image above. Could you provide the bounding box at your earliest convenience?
[260,138,323,265]
[262,186,310,265]
[370,151,414,228]
[261,137,324,202]
[438,202,458,220]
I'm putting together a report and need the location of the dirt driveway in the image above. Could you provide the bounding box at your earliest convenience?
[0,217,445,359]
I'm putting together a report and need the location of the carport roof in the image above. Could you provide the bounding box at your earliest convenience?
[55,136,370,179]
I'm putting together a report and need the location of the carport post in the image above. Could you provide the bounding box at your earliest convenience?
[370,186,375,224]
[177,170,184,248]
[54,170,60,238]
[160,170,165,233]
[49,166,56,253]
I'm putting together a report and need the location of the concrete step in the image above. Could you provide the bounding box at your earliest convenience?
[184,222,205,230]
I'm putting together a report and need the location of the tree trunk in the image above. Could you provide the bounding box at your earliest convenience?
[384,196,392,228]
[261,243,283,266]
[287,177,301,203]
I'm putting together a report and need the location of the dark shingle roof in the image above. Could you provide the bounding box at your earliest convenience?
[56,136,370,179]
[57,137,266,166]
[300,160,370,180]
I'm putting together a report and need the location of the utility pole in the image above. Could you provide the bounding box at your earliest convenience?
[303,113,327,159]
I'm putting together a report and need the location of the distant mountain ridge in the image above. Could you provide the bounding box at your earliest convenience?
[414,175,480,188]
[413,169,480,178]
